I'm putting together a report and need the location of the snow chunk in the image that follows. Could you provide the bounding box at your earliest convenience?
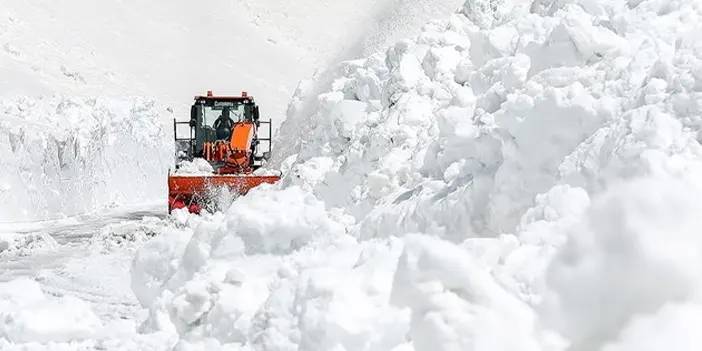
[543,176,702,350]
[219,186,347,255]
[391,234,545,351]
[0,233,59,256]
[461,0,528,29]
[176,158,214,175]
[0,278,102,343]
[131,226,194,307]
[602,302,702,351]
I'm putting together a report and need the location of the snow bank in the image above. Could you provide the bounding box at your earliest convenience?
[0,278,102,343]
[132,187,411,350]
[89,215,167,252]
[0,96,171,222]
[391,234,546,351]
[133,0,702,349]
[133,186,346,307]
[543,176,702,350]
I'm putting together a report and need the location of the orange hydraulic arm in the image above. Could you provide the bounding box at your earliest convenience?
[204,121,256,174]
[202,121,257,175]
[226,121,255,170]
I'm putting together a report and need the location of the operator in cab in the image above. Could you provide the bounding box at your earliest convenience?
[213,107,235,140]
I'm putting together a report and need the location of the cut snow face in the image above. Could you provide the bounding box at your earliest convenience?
[132,0,702,350]
[0,96,171,222]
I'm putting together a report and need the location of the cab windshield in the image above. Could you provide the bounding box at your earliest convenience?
[202,103,246,127]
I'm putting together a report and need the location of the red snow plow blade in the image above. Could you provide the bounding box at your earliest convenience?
[168,174,280,214]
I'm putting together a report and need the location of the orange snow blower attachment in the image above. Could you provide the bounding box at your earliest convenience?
[168,91,281,213]
[168,173,279,214]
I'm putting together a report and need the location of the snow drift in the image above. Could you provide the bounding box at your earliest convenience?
[133,0,702,350]
[0,96,171,222]
[0,278,102,343]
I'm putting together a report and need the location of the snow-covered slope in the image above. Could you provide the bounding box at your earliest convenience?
[133,0,702,350]
[0,0,463,119]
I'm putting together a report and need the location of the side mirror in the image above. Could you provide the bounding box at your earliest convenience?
[253,106,260,121]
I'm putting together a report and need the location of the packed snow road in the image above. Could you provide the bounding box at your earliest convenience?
[0,206,176,349]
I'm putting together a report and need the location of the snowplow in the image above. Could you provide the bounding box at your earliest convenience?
[168,91,280,213]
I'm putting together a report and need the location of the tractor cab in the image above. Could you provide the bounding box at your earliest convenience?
[174,91,272,171]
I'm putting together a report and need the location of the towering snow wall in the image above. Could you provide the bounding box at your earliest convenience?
[133,0,702,350]
[0,97,171,222]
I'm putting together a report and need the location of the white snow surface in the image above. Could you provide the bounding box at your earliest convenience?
[0,207,179,350]
[0,278,102,343]
[175,159,216,175]
[0,96,171,222]
[132,0,702,350]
